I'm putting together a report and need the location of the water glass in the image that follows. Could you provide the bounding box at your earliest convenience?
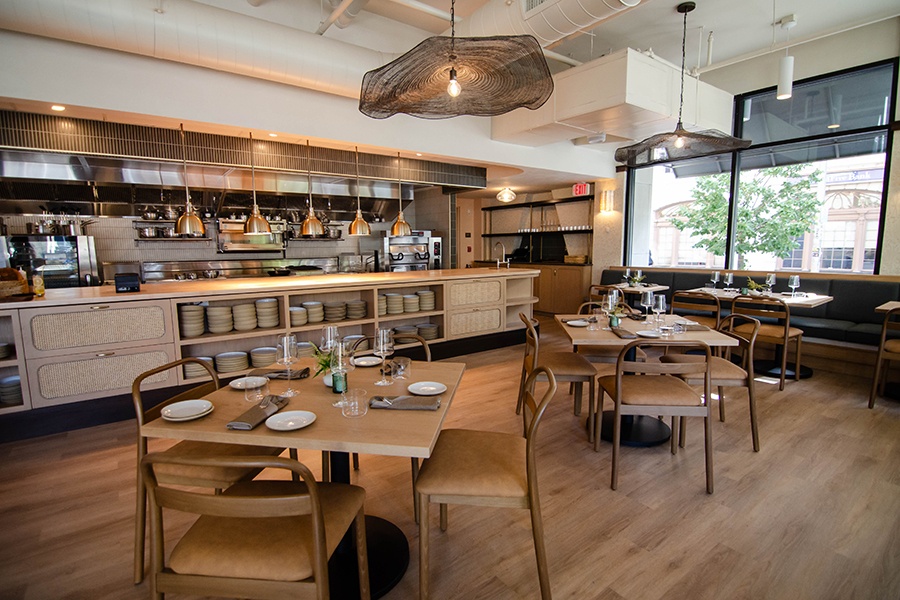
[243,377,269,403]
[673,322,686,335]
[652,295,666,329]
[374,328,394,386]
[788,275,800,296]
[341,389,368,418]
[588,308,603,331]
[640,291,654,324]
[276,334,299,397]
[392,356,411,380]
[321,325,340,353]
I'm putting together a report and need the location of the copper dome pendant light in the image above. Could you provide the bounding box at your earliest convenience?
[243,132,272,236]
[348,146,371,236]
[174,124,205,236]
[300,141,325,237]
[614,2,751,168]
[390,153,412,237]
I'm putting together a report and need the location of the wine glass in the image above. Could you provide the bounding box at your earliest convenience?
[766,273,777,292]
[723,272,734,289]
[602,292,618,330]
[710,271,720,289]
[640,291,654,324]
[622,268,631,284]
[276,334,300,397]
[373,328,394,387]
[652,295,666,330]
[788,275,800,297]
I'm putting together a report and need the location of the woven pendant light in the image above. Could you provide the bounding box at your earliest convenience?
[174,123,205,236]
[390,153,412,237]
[300,141,325,237]
[243,132,272,236]
[348,146,371,236]
[614,2,751,168]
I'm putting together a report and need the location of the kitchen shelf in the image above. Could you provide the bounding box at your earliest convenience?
[483,230,591,237]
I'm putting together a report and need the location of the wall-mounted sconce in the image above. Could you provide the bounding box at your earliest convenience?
[599,190,615,212]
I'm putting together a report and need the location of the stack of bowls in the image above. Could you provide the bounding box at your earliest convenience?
[255,298,280,328]
[346,299,367,320]
[377,295,388,316]
[0,342,13,360]
[206,306,234,334]
[344,334,368,351]
[302,301,324,323]
[0,375,22,406]
[296,341,316,358]
[417,290,436,311]
[183,357,214,379]
[417,323,440,340]
[324,301,347,322]
[178,304,206,338]
[250,346,277,367]
[403,294,420,313]
[289,306,308,327]
[393,324,419,344]
[215,351,249,373]
[385,293,404,314]
[232,303,258,331]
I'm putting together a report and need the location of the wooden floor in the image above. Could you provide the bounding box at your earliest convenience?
[1,315,899,600]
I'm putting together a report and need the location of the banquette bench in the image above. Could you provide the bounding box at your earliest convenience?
[598,267,900,348]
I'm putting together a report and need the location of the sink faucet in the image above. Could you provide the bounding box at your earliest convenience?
[493,241,510,268]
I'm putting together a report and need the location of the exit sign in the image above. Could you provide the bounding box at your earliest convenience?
[572,183,591,196]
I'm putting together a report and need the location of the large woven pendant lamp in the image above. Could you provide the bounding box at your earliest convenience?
[243,132,272,235]
[390,153,412,237]
[300,141,325,237]
[348,146,371,236]
[174,124,205,236]
[614,2,751,168]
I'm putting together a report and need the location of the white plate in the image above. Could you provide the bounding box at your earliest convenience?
[161,399,213,421]
[265,410,317,431]
[408,381,447,396]
[229,376,269,390]
[353,356,382,367]
[565,319,590,327]
[636,330,661,338]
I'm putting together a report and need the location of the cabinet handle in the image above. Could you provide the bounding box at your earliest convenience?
[95,352,115,357]
[89,305,111,310]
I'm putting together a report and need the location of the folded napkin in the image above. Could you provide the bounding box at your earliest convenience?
[248,367,310,380]
[611,327,637,339]
[674,320,710,331]
[370,395,442,411]
[227,395,290,430]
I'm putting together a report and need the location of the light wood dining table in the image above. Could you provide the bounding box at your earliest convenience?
[142,357,466,600]
[555,313,738,447]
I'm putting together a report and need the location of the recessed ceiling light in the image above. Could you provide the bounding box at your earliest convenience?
[51,105,66,112]
[416,153,422,156]
[268,133,277,137]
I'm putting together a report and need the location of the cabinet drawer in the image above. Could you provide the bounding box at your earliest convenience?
[21,300,174,358]
[447,280,503,307]
[447,308,503,337]
[27,343,177,408]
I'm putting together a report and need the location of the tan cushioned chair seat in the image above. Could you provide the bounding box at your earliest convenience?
[155,441,283,488]
[884,339,900,353]
[416,429,526,498]
[169,480,365,582]
[539,351,598,377]
[734,323,802,339]
[598,374,702,407]
[660,354,747,382]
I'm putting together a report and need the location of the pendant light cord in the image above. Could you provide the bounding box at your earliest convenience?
[449,0,456,64]
[678,7,687,126]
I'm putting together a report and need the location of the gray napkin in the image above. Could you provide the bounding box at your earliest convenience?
[611,327,637,339]
[227,395,290,430]
[674,321,710,331]
[370,395,441,411]
[248,367,310,380]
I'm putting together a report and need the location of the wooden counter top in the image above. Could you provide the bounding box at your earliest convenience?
[3,268,539,308]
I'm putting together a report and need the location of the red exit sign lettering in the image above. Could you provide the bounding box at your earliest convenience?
[572,182,590,196]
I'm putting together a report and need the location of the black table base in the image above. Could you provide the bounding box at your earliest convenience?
[754,359,814,380]
[597,412,671,447]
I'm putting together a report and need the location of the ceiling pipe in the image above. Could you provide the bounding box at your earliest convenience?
[317,0,358,35]
[383,0,458,23]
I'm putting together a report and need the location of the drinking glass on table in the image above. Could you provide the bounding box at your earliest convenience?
[330,341,352,404]
[723,272,734,289]
[622,268,631,284]
[788,275,801,297]
[276,334,300,397]
[373,328,394,387]
[243,377,269,403]
[602,292,619,330]
[766,273,777,291]
[710,271,720,289]
[652,295,667,330]
[321,325,340,353]
[640,291,654,324]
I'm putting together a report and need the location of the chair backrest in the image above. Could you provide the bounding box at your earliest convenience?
[520,366,558,485]
[717,314,761,376]
[577,301,602,315]
[519,312,540,378]
[615,340,711,386]
[731,294,790,324]
[352,333,431,362]
[589,284,619,302]
[878,306,900,349]
[132,357,220,428]
[671,291,721,327]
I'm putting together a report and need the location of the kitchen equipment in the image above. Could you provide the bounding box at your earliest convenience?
[360,231,443,271]
[217,218,285,252]
[114,272,141,293]
[1,235,100,288]
[139,227,158,238]
[163,206,178,220]
[142,210,158,220]
[160,228,178,238]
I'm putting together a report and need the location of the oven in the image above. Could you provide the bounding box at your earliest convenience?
[381,232,443,272]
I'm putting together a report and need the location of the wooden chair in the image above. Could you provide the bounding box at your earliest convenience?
[731,295,803,391]
[589,283,620,302]
[141,453,370,600]
[869,306,900,408]
[597,340,714,493]
[660,314,762,451]
[518,312,596,423]
[131,357,284,584]
[416,366,558,600]
[670,290,721,330]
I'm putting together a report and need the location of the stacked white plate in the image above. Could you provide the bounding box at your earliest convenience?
[344,334,368,351]
[346,300,367,320]
[215,351,249,373]
[183,357,214,379]
[206,306,234,334]
[178,304,206,338]
[303,301,324,323]
[324,301,347,322]
[296,341,316,358]
[0,375,22,406]
[0,342,14,360]
[377,295,387,316]
[289,306,308,327]
[417,290,436,311]
[403,294,420,313]
[393,324,419,344]
[417,323,440,340]
[232,303,258,331]
[250,346,277,367]
[385,293,404,314]
[255,298,280,328]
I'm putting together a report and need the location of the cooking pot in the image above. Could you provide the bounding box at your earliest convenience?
[160,228,178,238]
[142,210,158,220]
[139,227,157,238]
[163,207,178,220]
